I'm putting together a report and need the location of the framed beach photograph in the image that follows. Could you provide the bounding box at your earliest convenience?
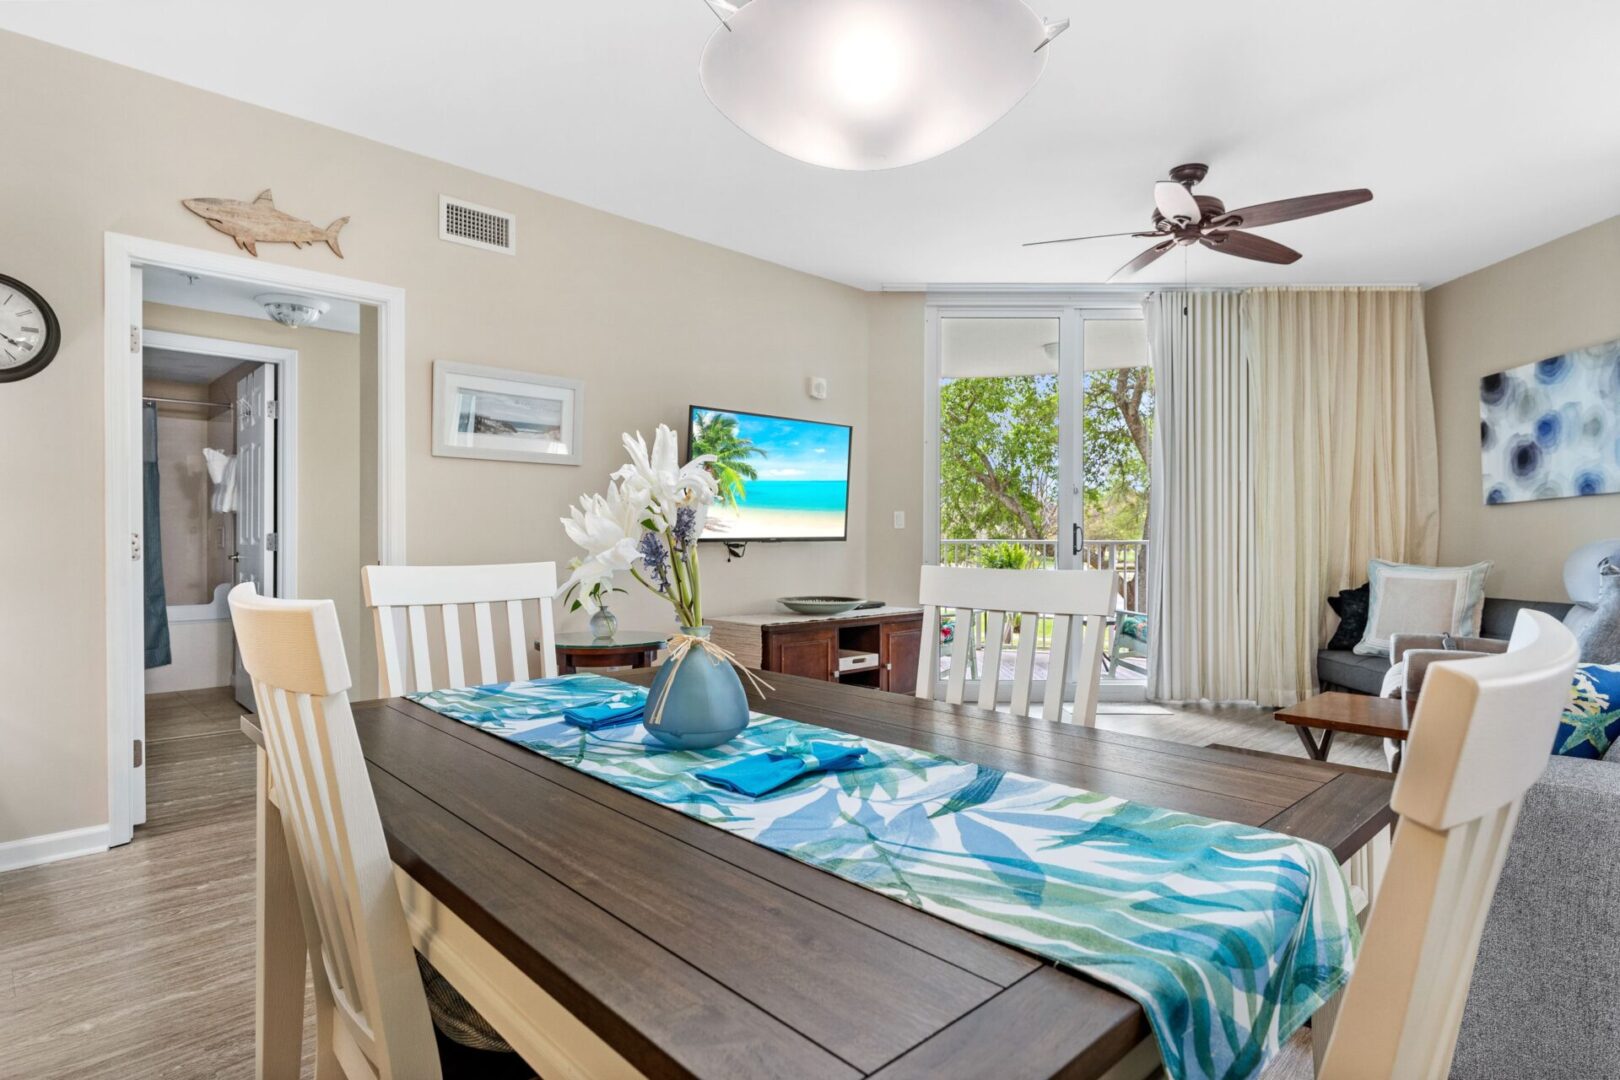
[432,360,583,465]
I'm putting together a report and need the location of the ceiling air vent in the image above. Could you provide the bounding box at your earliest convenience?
[439,195,515,255]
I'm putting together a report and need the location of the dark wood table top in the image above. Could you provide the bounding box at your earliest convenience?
[246,673,1394,1080]
[1274,691,1409,740]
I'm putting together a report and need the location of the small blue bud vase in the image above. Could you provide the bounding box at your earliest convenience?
[644,626,750,750]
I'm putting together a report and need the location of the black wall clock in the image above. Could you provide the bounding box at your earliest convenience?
[0,273,61,383]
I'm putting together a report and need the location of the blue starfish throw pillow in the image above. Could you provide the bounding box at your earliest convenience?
[1553,664,1620,758]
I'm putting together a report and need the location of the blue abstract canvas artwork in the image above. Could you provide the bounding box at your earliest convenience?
[1481,337,1620,505]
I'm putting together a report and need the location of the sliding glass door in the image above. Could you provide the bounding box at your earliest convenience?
[1076,313,1152,688]
[925,302,1151,706]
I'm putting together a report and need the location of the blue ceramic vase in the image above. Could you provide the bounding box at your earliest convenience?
[644,626,750,750]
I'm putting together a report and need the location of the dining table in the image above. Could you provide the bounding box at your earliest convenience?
[247,670,1395,1080]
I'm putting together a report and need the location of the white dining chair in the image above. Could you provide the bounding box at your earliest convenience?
[230,583,444,1080]
[362,562,559,697]
[1310,609,1579,1079]
[915,565,1117,725]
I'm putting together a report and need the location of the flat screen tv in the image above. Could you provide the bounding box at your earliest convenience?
[687,406,852,542]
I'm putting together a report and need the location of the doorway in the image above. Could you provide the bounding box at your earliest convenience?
[140,328,296,714]
[923,296,1152,707]
[104,233,408,848]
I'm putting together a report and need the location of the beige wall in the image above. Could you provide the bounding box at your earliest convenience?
[141,303,370,697]
[865,293,927,605]
[0,30,889,847]
[1426,215,1620,600]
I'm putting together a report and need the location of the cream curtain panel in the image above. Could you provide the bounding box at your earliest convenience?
[1143,287,1438,706]
[1244,287,1439,706]
[1144,291,1254,702]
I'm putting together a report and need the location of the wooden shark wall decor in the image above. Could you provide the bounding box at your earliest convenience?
[181,190,349,258]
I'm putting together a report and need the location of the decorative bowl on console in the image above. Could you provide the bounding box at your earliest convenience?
[778,596,864,616]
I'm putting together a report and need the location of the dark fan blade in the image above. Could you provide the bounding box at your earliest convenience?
[1200,231,1301,264]
[1213,189,1371,230]
[1109,240,1175,280]
[1022,230,1156,248]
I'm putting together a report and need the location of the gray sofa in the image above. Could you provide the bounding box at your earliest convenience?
[1317,597,1573,695]
[1452,754,1620,1077]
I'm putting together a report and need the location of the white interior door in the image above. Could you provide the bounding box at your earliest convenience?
[232,364,276,709]
[128,266,146,826]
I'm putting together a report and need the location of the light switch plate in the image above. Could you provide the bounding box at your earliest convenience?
[893,510,906,529]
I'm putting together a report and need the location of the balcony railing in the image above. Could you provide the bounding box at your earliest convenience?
[937,538,1147,611]
[934,538,1149,683]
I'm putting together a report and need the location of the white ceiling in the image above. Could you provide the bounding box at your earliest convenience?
[143,266,362,334]
[7,0,1619,290]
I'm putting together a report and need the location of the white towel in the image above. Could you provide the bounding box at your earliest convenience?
[203,448,238,514]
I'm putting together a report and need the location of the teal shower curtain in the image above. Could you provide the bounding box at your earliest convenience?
[143,401,171,669]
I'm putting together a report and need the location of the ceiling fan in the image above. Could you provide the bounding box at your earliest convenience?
[1024,164,1372,279]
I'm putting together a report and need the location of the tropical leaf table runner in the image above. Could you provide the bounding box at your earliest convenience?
[408,674,1360,1080]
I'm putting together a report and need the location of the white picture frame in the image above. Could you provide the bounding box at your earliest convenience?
[432,360,583,466]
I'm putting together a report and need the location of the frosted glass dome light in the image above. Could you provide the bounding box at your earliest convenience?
[699,0,1068,171]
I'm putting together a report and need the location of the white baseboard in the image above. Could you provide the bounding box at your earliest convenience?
[0,824,112,874]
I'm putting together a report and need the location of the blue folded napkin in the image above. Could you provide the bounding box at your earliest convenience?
[562,698,646,730]
[695,741,873,797]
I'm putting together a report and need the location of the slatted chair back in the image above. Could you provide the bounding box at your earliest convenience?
[362,562,559,697]
[915,565,1118,724]
[228,584,441,1080]
[1320,610,1579,1080]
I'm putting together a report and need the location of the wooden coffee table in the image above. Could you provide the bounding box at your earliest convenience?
[1274,692,1408,768]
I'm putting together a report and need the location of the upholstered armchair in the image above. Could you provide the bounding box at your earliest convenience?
[1385,633,1509,726]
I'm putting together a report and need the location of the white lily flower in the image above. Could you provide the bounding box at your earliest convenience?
[558,480,646,606]
[613,425,720,529]
[560,556,616,613]
[561,426,716,628]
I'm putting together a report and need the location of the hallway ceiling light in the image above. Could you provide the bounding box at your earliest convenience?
[255,293,330,329]
[699,0,1068,171]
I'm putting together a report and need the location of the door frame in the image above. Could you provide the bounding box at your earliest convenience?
[104,232,408,847]
[922,291,1149,706]
[141,329,299,602]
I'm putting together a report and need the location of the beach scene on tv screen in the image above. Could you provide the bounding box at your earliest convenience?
[692,409,849,540]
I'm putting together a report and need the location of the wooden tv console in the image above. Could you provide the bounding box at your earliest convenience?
[707,606,926,695]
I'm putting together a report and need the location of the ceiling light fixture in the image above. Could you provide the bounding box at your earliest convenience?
[255,293,330,329]
[699,0,1068,171]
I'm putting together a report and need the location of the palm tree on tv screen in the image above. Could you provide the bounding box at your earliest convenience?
[692,411,767,506]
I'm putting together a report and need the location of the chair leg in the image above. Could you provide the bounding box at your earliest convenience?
[1311,989,1343,1075]
[314,1003,343,1080]
[256,751,307,1080]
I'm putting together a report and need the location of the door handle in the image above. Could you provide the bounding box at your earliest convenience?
[1071,522,1082,557]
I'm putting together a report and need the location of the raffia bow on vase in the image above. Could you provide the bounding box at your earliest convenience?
[647,632,774,729]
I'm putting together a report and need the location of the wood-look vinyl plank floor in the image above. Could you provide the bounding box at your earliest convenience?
[0,686,1384,1078]
[0,690,317,1079]
[1085,702,1388,771]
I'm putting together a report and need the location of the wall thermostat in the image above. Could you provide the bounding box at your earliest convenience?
[807,376,828,400]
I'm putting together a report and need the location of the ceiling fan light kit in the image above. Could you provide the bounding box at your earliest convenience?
[1026,162,1374,279]
[699,0,1068,171]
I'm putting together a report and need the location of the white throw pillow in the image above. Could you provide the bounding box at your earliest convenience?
[1353,559,1492,657]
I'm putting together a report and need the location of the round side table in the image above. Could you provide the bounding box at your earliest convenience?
[544,631,668,674]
